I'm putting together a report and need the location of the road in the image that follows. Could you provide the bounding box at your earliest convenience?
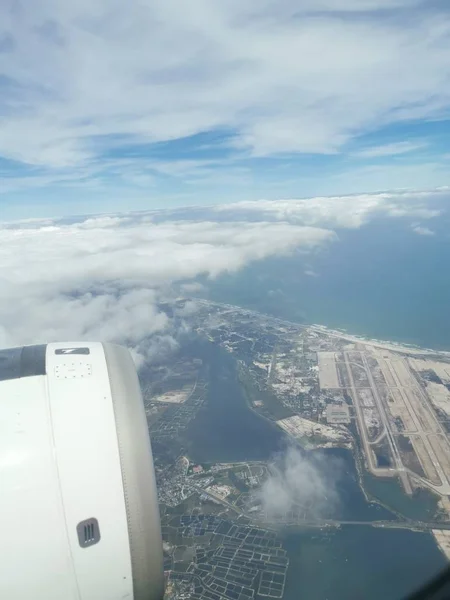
[195,482,450,533]
[374,352,450,495]
[396,361,450,494]
[360,352,413,494]
[268,344,278,383]
[190,473,450,535]
[191,483,244,516]
[280,518,450,532]
[344,352,392,479]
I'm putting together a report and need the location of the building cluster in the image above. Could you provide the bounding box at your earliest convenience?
[165,516,289,600]
[188,299,353,433]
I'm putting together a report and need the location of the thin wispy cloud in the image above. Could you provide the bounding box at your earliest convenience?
[215,189,444,229]
[355,141,428,158]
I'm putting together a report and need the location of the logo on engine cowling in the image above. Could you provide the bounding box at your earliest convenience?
[55,348,90,355]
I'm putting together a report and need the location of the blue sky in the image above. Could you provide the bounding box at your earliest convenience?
[1,0,450,220]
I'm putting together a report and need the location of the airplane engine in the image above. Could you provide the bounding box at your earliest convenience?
[0,342,164,600]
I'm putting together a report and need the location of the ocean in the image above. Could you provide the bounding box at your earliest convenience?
[206,215,450,350]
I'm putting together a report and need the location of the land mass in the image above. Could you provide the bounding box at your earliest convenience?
[140,299,450,599]
[188,299,450,507]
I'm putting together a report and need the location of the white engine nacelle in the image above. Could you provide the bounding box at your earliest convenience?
[0,342,164,600]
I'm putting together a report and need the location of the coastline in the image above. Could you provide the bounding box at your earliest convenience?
[191,300,450,561]
[310,323,450,358]
[191,297,450,357]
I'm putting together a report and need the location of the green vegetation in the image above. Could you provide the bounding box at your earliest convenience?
[238,364,293,420]
[228,469,250,493]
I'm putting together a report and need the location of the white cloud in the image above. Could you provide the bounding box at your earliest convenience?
[179,281,206,295]
[318,161,450,197]
[174,300,201,318]
[0,189,445,362]
[412,225,435,235]
[255,446,341,519]
[1,0,450,169]
[0,214,333,360]
[214,189,444,229]
[355,141,428,158]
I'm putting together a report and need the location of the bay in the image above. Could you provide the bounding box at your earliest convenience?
[282,526,447,600]
[186,342,287,463]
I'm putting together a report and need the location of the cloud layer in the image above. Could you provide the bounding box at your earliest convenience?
[0,212,333,360]
[215,189,445,228]
[0,190,445,361]
[1,0,449,176]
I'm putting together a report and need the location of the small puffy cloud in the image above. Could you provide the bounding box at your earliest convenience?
[412,225,435,236]
[174,300,200,317]
[0,213,333,361]
[255,446,341,520]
